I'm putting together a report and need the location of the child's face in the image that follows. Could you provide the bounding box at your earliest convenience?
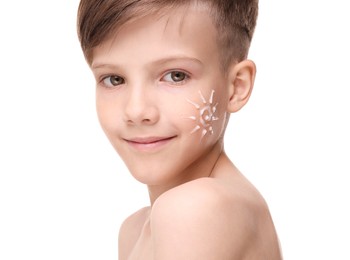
[91,5,230,186]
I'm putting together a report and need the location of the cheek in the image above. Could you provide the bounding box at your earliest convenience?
[96,97,121,134]
[184,89,226,142]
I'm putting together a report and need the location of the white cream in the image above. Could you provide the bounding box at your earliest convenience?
[186,90,219,140]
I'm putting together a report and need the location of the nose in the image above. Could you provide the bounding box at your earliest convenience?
[123,86,160,126]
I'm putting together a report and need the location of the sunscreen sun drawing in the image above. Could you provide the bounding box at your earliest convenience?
[186,90,219,140]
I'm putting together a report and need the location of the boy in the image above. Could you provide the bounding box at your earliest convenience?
[77,0,282,259]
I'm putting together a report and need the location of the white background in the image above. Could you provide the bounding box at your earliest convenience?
[0,0,349,259]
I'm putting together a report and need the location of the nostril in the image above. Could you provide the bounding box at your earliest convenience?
[141,118,155,125]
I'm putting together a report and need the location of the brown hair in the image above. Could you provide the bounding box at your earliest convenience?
[77,0,258,67]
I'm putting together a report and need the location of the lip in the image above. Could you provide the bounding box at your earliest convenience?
[124,136,176,152]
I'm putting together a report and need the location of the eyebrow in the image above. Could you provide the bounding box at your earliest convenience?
[91,55,203,70]
[151,56,203,66]
[91,63,121,70]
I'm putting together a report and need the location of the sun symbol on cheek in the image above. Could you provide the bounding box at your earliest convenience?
[186,90,219,140]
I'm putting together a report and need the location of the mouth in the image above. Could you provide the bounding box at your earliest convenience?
[124,136,176,152]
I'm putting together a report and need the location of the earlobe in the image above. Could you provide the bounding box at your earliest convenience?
[227,60,256,113]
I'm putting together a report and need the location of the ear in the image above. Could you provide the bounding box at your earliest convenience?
[226,60,256,113]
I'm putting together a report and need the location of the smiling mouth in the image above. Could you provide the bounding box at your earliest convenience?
[125,136,176,151]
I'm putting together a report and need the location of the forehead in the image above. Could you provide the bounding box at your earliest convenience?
[91,4,220,68]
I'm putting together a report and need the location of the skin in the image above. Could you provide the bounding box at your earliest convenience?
[91,3,282,260]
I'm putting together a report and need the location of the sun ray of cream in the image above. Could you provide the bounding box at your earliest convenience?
[201,129,208,139]
[191,125,201,134]
[186,99,200,109]
[209,90,215,104]
[199,91,207,104]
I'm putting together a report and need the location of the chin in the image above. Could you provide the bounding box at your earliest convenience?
[127,163,180,186]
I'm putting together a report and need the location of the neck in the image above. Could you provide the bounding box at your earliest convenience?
[147,140,225,205]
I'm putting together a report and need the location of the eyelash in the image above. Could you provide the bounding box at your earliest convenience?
[161,70,190,85]
[99,75,125,88]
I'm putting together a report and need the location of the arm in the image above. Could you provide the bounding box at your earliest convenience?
[150,179,260,260]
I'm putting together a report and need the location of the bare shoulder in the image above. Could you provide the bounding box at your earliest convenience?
[151,177,282,259]
[118,207,150,259]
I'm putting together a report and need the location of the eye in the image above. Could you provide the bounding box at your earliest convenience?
[162,71,189,84]
[102,75,125,88]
